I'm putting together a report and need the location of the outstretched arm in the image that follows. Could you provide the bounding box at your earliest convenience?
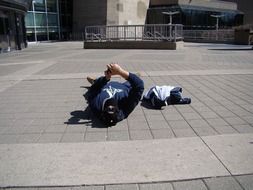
[106,63,144,117]
[120,72,144,117]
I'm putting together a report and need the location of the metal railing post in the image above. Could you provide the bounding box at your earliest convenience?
[83,24,184,42]
[174,25,177,42]
[135,25,136,41]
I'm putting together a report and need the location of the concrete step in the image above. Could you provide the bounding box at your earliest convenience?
[0,134,253,188]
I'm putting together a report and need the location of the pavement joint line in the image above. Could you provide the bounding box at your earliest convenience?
[148,75,177,138]
[169,75,221,136]
[190,75,253,125]
[0,61,58,93]
[175,75,243,133]
[0,60,44,66]
[202,179,211,190]
[171,96,230,175]
[199,136,234,177]
[201,75,253,114]
[231,175,248,190]
[140,105,155,139]
[2,174,253,189]
[1,70,253,83]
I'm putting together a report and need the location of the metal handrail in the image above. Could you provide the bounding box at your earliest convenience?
[84,24,183,42]
[183,29,234,42]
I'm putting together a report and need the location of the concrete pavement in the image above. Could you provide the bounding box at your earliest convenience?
[0,42,253,189]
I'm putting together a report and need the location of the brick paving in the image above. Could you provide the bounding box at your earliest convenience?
[0,42,253,189]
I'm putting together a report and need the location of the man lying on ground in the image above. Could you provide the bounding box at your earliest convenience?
[86,63,144,126]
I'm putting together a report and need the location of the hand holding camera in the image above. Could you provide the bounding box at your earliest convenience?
[104,63,129,80]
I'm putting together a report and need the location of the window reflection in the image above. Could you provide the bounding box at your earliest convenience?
[48,13,58,26]
[25,0,60,41]
[34,0,46,12]
[47,0,57,12]
[25,12,34,26]
[147,5,243,29]
[35,13,46,26]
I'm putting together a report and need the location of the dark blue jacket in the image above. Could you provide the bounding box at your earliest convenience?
[87,73,144,121]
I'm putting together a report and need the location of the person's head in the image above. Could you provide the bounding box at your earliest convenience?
[101,98,120,126]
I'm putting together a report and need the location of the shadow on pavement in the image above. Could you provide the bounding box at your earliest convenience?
[65,86,108,128]
[208,48,253,51]
[141,100,163,110]
[65,107,108,128]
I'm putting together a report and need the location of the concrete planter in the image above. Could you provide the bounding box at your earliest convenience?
[234,29,253,45]
[83,41,184,50]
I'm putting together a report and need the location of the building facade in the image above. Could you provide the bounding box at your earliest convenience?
[0,0,30,52]
[222,0,253,25]
[72,0,150,39]
[4,0,246,44]
[147,0,243,29]
[25,0,72,42]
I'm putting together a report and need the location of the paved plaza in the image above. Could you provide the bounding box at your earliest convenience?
[0,42,253,189]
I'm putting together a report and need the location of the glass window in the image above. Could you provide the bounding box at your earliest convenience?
[26,28,35,41]
[36,27,47,33]
[48,13,58,26]
[35,13,46,26]
[25,12,34,26]
[36,27,48,41]
[47,0,57,12]
[48,27,58,32]
[34,0,46,12]
[48,27,59,40]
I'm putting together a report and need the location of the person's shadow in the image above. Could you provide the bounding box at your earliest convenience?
[65,86,108,128]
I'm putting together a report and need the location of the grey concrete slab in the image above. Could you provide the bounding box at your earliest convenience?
[236,175,253,190]
[173,128,197,138]
[139,183,173,190]
[151,129,175,139]
[204,177,243,190]
[232,125,253,133]
[72,186,104,190]
[38,133,63,143]
[106,184,138,190]
[0,137,229,187]
[203,134,253,175]
[60,133,84,143]
[194,127,218,137]
[173,180,207,190]
[84,132,107,142]
[129,130,153,140]
[107,131,129,141]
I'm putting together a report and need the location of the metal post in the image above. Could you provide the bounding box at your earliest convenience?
[7,35,10,51]
[45,0,49,41]
[174,25,177,42]
[56,0,61,40]
[210,15,224,41]
[32,1,37,42]
[84,27,87,41]
[124,26,126,40]
[162,11,179,41]
[135,25,136,41]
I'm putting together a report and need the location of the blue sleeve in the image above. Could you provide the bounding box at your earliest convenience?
[119,73,144,118]
[87,76,109,102]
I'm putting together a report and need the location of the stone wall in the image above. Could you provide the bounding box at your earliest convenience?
[107,0,150,25]
[73,0,149,36]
